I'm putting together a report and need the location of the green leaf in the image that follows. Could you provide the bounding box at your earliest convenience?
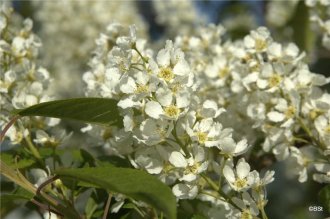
[15,98,123,127]
[318,185,330,213]
[192,214,207,219]
[55,166,177,219]
[1,152,35,169]
[0,160,37,195]
[1,188,33,218]
[85,192,99,219]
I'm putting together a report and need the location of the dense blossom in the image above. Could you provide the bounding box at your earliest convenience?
[81,16,330,216]
[2,2,330,218]
[0,4,58,145]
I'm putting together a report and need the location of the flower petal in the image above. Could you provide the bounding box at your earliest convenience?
[145,101,163,119]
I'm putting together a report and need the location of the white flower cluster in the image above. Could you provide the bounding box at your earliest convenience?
[176,25,330,184]
[305,0,330,49]
[83,23,279,217]
[0,4,58,144]
[33,0,148,96]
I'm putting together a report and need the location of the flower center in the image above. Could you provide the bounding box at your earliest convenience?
[235,178,247,189]
[164,105,180,118]
[324,124,330,133]
[196,132,208,144]
[171,83,182,94]
[184,162,200,174]
[268,74,282,87]
[135,84,148,93]
[255,38,266,51]
[309,109,322,120]
[219,67,229,78]
[158,67,174,82]
[285,106,296,118]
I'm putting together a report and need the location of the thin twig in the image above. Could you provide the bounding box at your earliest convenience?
[102,193,112,219]
[0,115,20,143]
[36,175,60,197]
[30,199,63,217]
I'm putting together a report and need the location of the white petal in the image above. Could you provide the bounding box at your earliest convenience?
[169,151,187,168]
[205,64,218,78]
[81,124,93,133]
[157,49,170,67]
[123,115,134,132]
[118,98,139,109]
[120,77,136,94]
[220,138,236,154]
[173,59,190,76]
[156,88,172,106]
[176,91,190,108]
[145,101,163,119]
[236,159,250,179]
[234,139,248,155]
[199,119,213,132]
[181,173,197,182]
[25,95,38,106]
[244,35,255,48]
[140,119,158,138]
[256,79,268,89]
[267,111,285,122]
[223,165,235,183]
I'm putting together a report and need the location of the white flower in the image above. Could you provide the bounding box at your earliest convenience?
[144,87,189,120]
[180,146,209,182]
[169,151,187,168]
[134,147,164,174]
[139,118,174,145]
[172,183,198,199]
[244,27,271,52]
[0,70,16,93]
[231,192,260,219]
[185,118,230,147]
[219,138,250,157]
[223,158,257,191]
[200,100,226,119]
[314,111,330,145]
[149,40,192,86]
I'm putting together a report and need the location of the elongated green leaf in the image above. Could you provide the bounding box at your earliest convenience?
[15,98,123,127]
[1,188,34,218]
[0,160,37,195]
[1,152,35,169]
[55,166,177,219]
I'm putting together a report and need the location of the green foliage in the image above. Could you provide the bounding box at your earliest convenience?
[15,98,123,127]
[1,150,36,169]
[318,185,330,213]
[0,187,34,217]
[55,166,177,219]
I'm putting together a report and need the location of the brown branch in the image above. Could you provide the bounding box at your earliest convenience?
[0,115,20,143]
[30,198,63,217]
[102,193,112,219]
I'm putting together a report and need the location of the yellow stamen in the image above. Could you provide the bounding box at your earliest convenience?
[164,105,180,118]
[268,74,282,87]
[158,67,174,82]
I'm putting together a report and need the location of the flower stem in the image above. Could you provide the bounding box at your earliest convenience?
[102,193,112,219]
